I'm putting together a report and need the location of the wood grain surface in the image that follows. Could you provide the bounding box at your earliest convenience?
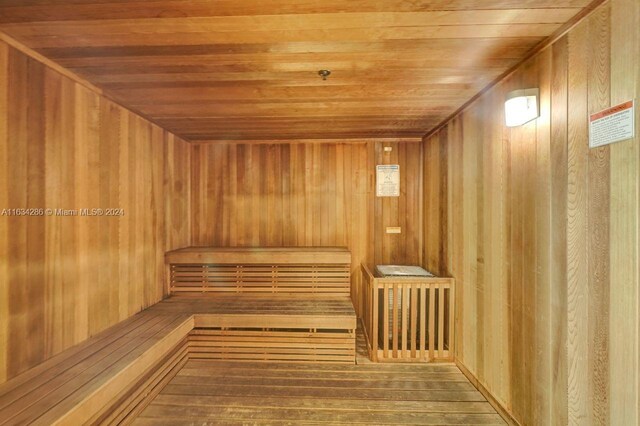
[0,1,597,140]
[422,1,640,424]
[0,39,191,384]
[189,140,423,315]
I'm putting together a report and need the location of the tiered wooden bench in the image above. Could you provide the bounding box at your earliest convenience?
[0,247,356,425]
[0,310,194,426]
[165,247,357,364]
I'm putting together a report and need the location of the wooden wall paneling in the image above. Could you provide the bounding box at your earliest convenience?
[43,66,62,356]
[534,46,553,426]
[73,84,98,344]
[461,106,479,377]
[549,34,570,426]
[586,5,611,424]
[476,94,488,386]
[421,1,639,424]
[45,67,78,354]
[448,116,464,361]
[498,80,512,411]
[609,0,639,423]
[0,39,8,385]
[506,68,524,422]
[523,57,540,424]
[190,142,376,310]
[189,140,421,315]
[164,133,192,252]
[153,123,167,305]
[423,131,442,274]
[567,20,590,425]
[7,50,46,377]
[0,39,192,384]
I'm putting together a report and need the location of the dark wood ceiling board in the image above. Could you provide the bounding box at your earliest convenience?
[188,138,421,145]
[86,73,499,89]
[0,1,597,141]
[183,132,429,141]
[52,54,515,70]
[157,118,441,130]
[4,28,560,49]
[139,104,464,118]
[95,82,481,92]
[36,38,541,58]
[107,87,484,102]
[0,1,593,24]
[1,10,581,32]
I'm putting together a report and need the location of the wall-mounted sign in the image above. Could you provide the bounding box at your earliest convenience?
[589,100,635,148]
[376,165,400,197]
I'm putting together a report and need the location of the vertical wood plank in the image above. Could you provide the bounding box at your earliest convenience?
[410,283,417,358]
[401,284,408,358]
[383,283,389,359]
[429,284,435,361]
[0,41,8,383]
[392,284,398,359]
[7,46,30,378]
[567,22,590,425]
[25,54,46,373]
[549,35,569,426]
[420,283,426,359]
[586,5,611,424]
[609,0,640,423]
[372,280,378,362]
[438,283,445,358]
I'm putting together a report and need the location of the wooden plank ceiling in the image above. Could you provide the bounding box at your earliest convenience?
[0,0,595,141]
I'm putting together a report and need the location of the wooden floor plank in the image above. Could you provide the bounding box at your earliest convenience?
[168,374,476,391]
[149,394,498,414]
[135,355,505,424]
[136,404,506,425]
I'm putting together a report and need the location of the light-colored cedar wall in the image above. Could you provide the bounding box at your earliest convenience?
[422,0,639,424]
[190,141,422,315]
[0,40,192,384]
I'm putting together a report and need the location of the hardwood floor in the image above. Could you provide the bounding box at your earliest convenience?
[133,327,505,425]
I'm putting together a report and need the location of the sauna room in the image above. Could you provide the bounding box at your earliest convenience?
[0,0,638,425]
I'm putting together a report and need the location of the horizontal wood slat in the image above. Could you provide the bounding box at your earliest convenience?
[188,328,356,364]
[166,246,352,264]
[170,264,351,296]
[166,247,351,296]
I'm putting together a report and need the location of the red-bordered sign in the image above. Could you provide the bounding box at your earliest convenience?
[589,100,635,148]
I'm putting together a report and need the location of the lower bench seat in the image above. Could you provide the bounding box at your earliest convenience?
[0,311,193,426]
[156,294,356,328]
[0,295,356,425]
[164,295,357,364]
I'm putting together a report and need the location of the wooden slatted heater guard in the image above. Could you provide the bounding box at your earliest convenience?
[361,264,455,362]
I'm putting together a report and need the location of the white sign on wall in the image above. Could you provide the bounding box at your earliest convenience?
[376,165,400,197]
[589,100,635,148]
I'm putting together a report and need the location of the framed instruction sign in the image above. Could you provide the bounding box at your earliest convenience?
[376,165,400,197]
[589,100,635,148]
